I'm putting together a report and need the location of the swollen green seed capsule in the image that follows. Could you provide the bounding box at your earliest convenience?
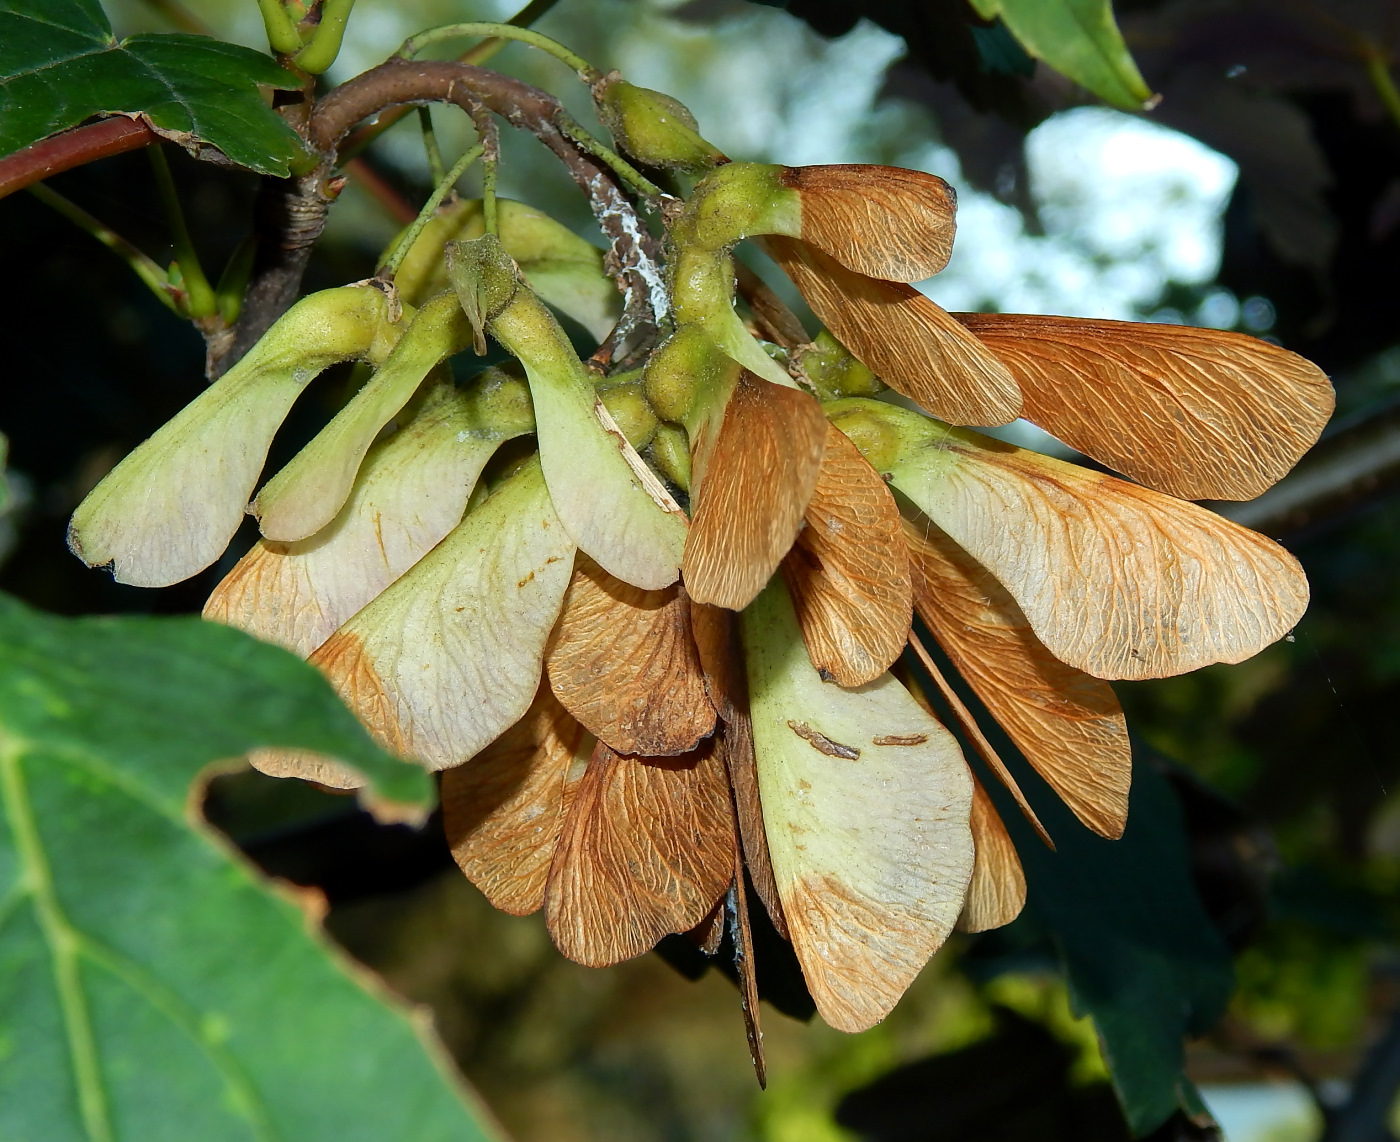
[595,76,725,174]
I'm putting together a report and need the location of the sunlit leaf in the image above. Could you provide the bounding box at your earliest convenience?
[545,739,735,967]
[0,0,301,173]
[0,594,503,1141]
[765,236,1021,426]
[442,683,592,916]
[68,287,387,587]
[958,313,1334,500]
[741,576,973,1032]
[312,458,576,770]
[904,517,1131,837]
[783,424,912,686]
[683,371,827,610]
[967,0,1155,111]
[546,555,716,756]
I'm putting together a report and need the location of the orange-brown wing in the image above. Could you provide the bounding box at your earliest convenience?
[958,312,1333,500]
[546,555,716,756]
[765,235,1020,426]
[442,684,592,915]
[545,739,735,966]
[904,518,1131,838]
[784,424,912,686]
[683,370,827,610]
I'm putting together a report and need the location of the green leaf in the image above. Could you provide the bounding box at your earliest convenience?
[0,0,302,175]
[0,593,501,1142]
[989,754,1231,1135]
[967,0,1154,111]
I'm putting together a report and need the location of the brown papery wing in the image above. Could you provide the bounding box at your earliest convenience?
[545,739,735,967]
[765,235,1020,427]
[683,370,827,610]
[442,684,591,915]
[904,517,1131,838]
[783,164,957,282]
[957,313,1333,501]
[784,424,913,686]
[691,602,789,938]
[546,555,716,756]
[957,776,1026,933]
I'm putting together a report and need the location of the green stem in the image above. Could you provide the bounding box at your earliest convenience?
[27,184,182,314]
[1364,46,1400,134]
[256,0,302,54]
[460,0,564,66]
[482,155,499,235]
[1,738,113,1142]
[559,115,664,200]
[379,143,485,278]
[294,0,357,74]
[148,147,217,318]
[397,21,599,79]
[418,107,446,186]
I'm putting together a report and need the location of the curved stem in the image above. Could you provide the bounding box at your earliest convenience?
[418,107,445,185]
[148,146,217,318]
[1362,43,1400,134]
[378,143,484,278]
[256,0,302,54]
[294,0,357,74]
[397,22,599,79]
[27,183,182,314]
[559,114,664,200]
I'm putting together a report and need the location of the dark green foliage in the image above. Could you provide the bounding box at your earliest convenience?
[0,0,301,173]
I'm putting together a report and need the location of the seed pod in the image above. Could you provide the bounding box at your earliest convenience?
[594,75,725,174]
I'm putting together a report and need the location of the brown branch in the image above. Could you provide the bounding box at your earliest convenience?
[0,118,157,201]
[218,57,664,374]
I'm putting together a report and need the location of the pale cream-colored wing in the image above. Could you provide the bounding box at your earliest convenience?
[741,576,973,1033]
[311,457,575,770]
[205,377,528,656]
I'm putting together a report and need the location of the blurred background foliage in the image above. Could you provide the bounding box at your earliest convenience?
[8,0,1400,1138]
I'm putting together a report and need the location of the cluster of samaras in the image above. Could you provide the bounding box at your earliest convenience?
[69,76,1332,1048]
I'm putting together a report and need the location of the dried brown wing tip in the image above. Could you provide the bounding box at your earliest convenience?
[682,370,828,610]
[546,555,716,756]
[765,236,1021,427]
[442,684,591,916]
[904,518,1131,839]
[308,629,413,759]
[783,424,912,686]
[958,776,1027,933]
[545,739,736,967]
[691,601,791,940]
[958,313,1334,500]
[248,747,364,790]
[784,164,957,282]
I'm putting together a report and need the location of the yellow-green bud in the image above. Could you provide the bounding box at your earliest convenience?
[595,76,725,174]
[647,423,692,494]
[445,235,520,355]
[797,330,883,401]
[644,326,740,427]
[599,381,659,449]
